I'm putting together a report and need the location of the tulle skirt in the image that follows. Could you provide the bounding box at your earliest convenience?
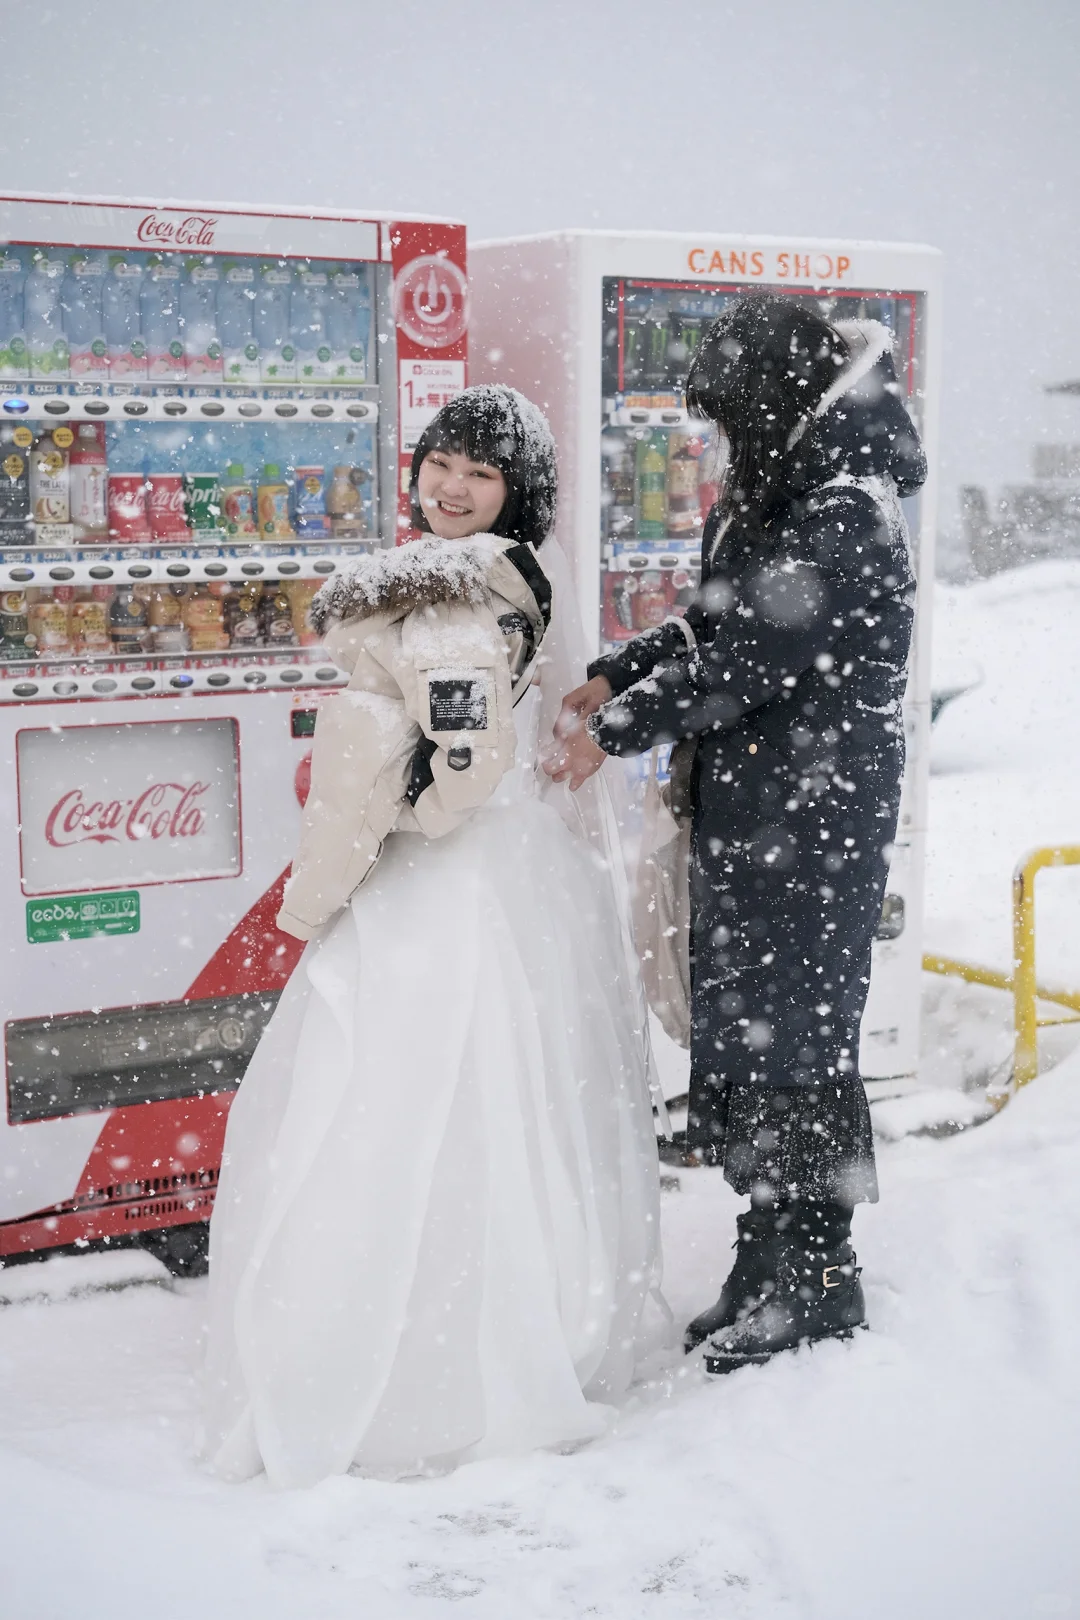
[200,793,664,1487]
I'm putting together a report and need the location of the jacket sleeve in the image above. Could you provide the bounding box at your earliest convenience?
[591,490,906,756]
[587,612,700,697]
[276,619,417,941]
[391,598,518,834]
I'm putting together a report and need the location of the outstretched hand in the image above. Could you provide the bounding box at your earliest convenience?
[542,675,613,792]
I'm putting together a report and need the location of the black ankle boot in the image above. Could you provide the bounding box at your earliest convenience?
[703,1201,866,1373]
[683,1203,787,1354]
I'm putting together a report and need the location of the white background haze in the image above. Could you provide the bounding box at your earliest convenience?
[2,0,1078,524]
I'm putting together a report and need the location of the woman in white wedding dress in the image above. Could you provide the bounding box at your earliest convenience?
[200,387,665,1488]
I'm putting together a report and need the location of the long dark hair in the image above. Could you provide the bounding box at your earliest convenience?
[409,383,557,548]
[686,293,848,522]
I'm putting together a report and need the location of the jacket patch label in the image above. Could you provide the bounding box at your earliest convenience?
[427,673,489,732]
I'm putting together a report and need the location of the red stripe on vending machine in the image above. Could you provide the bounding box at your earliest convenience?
[389,220,468,541]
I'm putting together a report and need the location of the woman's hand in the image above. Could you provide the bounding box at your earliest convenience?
[553,675,612,738]
[542,675,613,791]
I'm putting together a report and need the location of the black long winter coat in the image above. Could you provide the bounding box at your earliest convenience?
[589,324,927,1168]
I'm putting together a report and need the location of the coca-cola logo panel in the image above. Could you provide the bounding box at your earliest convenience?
[136,212,219,248]
[18,719,241,894]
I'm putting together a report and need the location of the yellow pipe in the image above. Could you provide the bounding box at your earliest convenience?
[922,951,1080,1015]
[1012,846,1080,1087]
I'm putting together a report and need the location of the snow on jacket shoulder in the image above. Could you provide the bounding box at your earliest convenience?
[276,534,551,941]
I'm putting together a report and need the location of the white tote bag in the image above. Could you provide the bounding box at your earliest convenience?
[633,746,693,1049]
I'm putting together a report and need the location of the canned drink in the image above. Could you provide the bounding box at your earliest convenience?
[148,472,191,541]
[184,472,222,534]
[107,473,151,542]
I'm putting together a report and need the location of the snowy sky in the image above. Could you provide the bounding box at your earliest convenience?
[4,0,1078,523]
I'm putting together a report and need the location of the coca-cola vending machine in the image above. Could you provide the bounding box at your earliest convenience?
[0,193,468,1272]
[470,230,941,1092]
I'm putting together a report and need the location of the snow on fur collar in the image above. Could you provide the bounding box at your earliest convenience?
[310,536,504,634]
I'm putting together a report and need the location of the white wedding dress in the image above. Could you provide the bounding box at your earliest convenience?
[200,684,665,1488]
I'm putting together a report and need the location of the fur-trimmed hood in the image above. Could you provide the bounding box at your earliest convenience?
[311,536,507,636]
[786,319,927,500]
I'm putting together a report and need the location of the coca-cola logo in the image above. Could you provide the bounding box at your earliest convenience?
[393,254,468,349]
[136,212,219,249]
[45,782,209,848]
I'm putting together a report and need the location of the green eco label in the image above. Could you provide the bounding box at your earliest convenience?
[27,890,140,944]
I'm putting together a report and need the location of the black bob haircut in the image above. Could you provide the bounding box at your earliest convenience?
[686,293,848,517]
[409,384,557,548]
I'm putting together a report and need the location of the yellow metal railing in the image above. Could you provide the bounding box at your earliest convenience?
[922,844,1080,1103]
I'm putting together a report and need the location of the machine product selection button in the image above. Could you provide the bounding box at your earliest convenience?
[203,562,227,576]
[12,682,38,696]
[130,676,156,690]
[126,564,152,578]
[277,560,300,574]
[278,669,303,683]
[166,563,191,576]
[273,403,298,417]
[43,399,71,414]
[169,673,194,688]
[91,678,118,693]
[162,400,188,415]
[9,566,34,581]
[237,402,262,417]
[48,566,75,581]
[206,672,231,687]
[88,564,114,579]
[313,560,336,573]
[240,562,264,575]
[243,670,267,686]
[345,403,370,418]
[84,400,110,414]
[52,680,79,695]
[315,667,339,681]
[199,402,225,416]
[3,398,30,414]
[310,402,334,418]
[122,400,149,416]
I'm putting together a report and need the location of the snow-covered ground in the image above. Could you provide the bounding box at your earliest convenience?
[3,563,1080,1619]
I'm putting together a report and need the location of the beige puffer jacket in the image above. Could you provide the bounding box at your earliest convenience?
[276,534,551,941]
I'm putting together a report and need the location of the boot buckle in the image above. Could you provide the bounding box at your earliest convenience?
[822,1264,843,1289]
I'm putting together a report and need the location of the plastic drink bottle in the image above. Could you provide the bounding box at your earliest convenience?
[636,432,668,538]
[291,465,329,536]
[61,257,108,380]
[26,257,70,378]
[258,463,295,537]
[30,425,73,541]
[0,254,26,378]
[180,259,223,379]
[292,269,332,382]
[0,423,32,539]
[220,463,258,538]
[69,423,108,539]
[103,258,148,378]
[327,269,371,382]
[219,263,259,384]
[141,257,185,381]
[254,264,296,382]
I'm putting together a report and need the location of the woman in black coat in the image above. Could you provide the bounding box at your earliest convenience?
[548,293,926,1370]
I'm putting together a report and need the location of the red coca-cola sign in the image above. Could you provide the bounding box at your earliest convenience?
[45,782,209,849]
[148,472,190,541]
[136,212,219,249]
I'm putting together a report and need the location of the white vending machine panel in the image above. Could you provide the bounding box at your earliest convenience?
[470,230,941,1083]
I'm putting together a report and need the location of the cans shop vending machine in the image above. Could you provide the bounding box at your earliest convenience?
[470,230,941,1088]
[0,193,469,1271]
